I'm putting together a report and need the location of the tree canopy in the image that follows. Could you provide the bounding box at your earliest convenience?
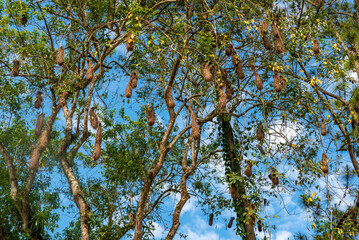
[1,0,359,239]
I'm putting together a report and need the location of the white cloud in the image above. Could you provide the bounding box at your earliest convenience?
[275,230,292,240]
[186,229,219,240]
[153,222,165,239]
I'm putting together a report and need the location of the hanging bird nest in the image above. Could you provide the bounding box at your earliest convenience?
[226,85,234,100]
[12,60,20,77]
[244,160,253,178]
[269,168,279,185]
[126,33,134,52]
[89,107,99,129]
[125,80,132,98]
[209,213,214,226]
[92,123,102,161]
[232,54,245,79]
[258,220,263,232]
[86,60,94,81]
[256,122,264,141]
[274,37,285,54]
[34,91,43,109]
[228,217,235,228]
[262,35,272,50]
[229,183,239,199]
[201,63,213,82]
[255,72,263,90]
[260,20,269,34]
[34,113,45,137]
[146,105,155,126]
[164,86,175,109]
[56,46,65,66]
[256,144,266,154]
[130,70,138,88]
[225,44,233,56]
[273,72,286,92]
[191,109,200,140]
[313,39,320,55]
[321,152,329,174]
[321,118,327,136]
[21,12,28,25]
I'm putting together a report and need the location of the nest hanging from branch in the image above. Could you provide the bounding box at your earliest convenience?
[255,72,263,90]
[256,122,264,141]
[269,168,279,185]
[92,123,102,161]
[89,107,99,129]
[321,152,329,174]
[146,105,155,126]
[12,60,20,76]
[262,35,272,50]
[228,217,235,228]
[256,144,266,154]
[126,34,134,52]
[191,108,200,140]
[125,80,132,98]
[226,84,234,100]
[272,19,282,38]
[34,91,43,109]
[244,160,253,177]
[164,86,175,109]
[273,72,286,92]
[313,39,320,55]
[34,113,45,137]
[209,213,214,226]
[232,54,245,79]
[201,63,213,82]
[274,37,285,54]
[321,118,327,136]
[86,60,94,81]
[260,20,269,34]
[56,46,65,66]
[225,44,233,56]
[130,70,138,88]
[258,220,263,232]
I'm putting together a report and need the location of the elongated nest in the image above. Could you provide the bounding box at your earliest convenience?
[256,122,264,141]
[130,70,138,88]
[255,72,263,90]
[313,39,320,55]
[126,34,134,52]
[92,123,102,161]
[229,183,239,199]
[191,109,200,140]
[34,113,45,137]
[321,153,328,174]
[228,217,235,228]
[164,86,175,109]
[34,91,43,109]
[275,37,285,54]
[56,46,65,66]
[321,118,327,136]
[262,35,272,50]
[146,105,155,126]
[201,63,213,82]
[244,160,253,178]
[125,81,132,98]
[256,144,265,154]
[260,20,269,34]
[89,107,99,129]
[86,60,94,81]
[12,60,20,77]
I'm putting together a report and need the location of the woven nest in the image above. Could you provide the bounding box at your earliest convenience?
[321,153,328,174]
[34,91,43,109]
[86,60,94,81]
[126,34,134,52]
[125,80,132,98]
[92,123,102,161]
[321,118,327,136]
[255,72,263,90]
[244,160,253,178]
[260,20,269,34]
[274,37,285,54]
[217,88,227,110]
[58,91,69,108]
[256,122,264,141]
[228,217,235,228]
[269,168,279,185]
[256,144,265,154]
[209,213,214,226]
[273,72,286,92]
[225,44,233,56]
[272,19,281,38]
[313,39,320,54]
[89,107,99,129]
[191,109,200,140]
[34,113,45,137]
[229,183,239,199]
[130,70,138,88]
[12,60,20,77]
[164,86,175,109]
[201,63,213,82]
[56,46,65,66]
[262,35,272,50]
[146,105,155,126]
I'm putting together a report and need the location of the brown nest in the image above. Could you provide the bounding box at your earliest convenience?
[126,34,134,52]
[269,168,279,185]
[34,91,43,109]
[274,37,285,54]
[244,160,253,178]
[86,60,94,81]
[89,107,99,129]
[313,39,320,55]
[125,81,132,98]
[321,118,327,136]
[209,213,214,226]
[228,217,235,228]
[191,109,200,140]
[260,20,269,34]
[229,183,239,199]
[201,63,213,82]
[146,105,155,126]
[130,70,138,88]
[256,122,264,141]
[12,60,20,77]
[164,86,175,109]
[262,35,272,50]
[255,72,263,90]
[92,123,102,161]
[34,113,45,137]
[56,46,65,66]
[321,153,328,174]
